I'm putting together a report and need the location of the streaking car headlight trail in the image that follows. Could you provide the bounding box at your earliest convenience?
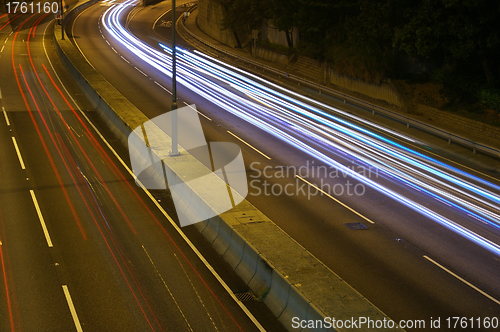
[102,0,500,256]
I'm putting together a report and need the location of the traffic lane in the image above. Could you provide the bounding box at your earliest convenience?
[5,16,147,330]
[73,1,500,326]
[0,80,83,331]
[81,109,288,332]
[0,190,79,332]
[0,14,87,331]
[41,116,263,332]
[6,15,263,331]
[35,37,260,332]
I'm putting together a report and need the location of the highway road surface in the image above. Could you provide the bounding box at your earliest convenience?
[65,0,500,329]
[0,3,285,331]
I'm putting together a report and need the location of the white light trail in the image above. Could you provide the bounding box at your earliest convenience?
[102,0,500,256]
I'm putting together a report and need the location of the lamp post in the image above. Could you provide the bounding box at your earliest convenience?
[170,0,179,156]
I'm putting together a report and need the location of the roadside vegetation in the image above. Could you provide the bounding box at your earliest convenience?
[216,0,500,126]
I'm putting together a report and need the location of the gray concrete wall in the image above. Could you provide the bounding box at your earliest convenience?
[197,0,239,48]
[287,56,404,109]
[252,45,293,66]
[261,19,299,48]
[416,105,500,145]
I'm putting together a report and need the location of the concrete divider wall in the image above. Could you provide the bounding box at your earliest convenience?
[253,45,293,66]
[53,5,403,331]
[197,0,239,48]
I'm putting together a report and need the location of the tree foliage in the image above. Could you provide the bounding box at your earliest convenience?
[217,0,500,88]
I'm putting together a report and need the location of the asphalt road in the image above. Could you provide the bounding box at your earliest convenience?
[64,1,500,330]
[0,4,284,331]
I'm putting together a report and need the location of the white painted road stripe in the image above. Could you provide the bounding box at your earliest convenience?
[227,131,271,160]
[423,255,500,306]
[0,87,2,99]
[183,102,212,121]
[62,285,84,332]
[135,67,147,77]
[3,107,9,126]
[296,175,375,224]
[29,190,53,247]
[11,137,25,169]
[0,46,3,53]
[154,81,172,95]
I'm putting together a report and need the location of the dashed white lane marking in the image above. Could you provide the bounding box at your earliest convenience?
[3,107,10,126]
[154,81,173,95]
[11,137,25,169]
[423,255,500,306]
[120,56,130,64]
[183,102,211,121]
[29,190,53,247]
[134,67,147,77]
[62,285,84,332]
[296,175,376,224]
[227,131,271,160]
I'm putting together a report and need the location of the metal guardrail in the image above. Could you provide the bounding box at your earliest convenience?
[179,6,500,159]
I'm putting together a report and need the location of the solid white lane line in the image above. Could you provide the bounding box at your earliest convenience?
[43,22,265,332]
[11,137,25,169]
[2,107,9,126]
[227,131,271,160]
[62,285,84,332]
[72,10,97,71]
[423,255,500,306]
[152,8,172,30]
[183,102,212,121]
[29,190,53,247]
[296,175,376,224]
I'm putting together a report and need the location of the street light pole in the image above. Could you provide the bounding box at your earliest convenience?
[170,0,179,156]
[60,0,64,40]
